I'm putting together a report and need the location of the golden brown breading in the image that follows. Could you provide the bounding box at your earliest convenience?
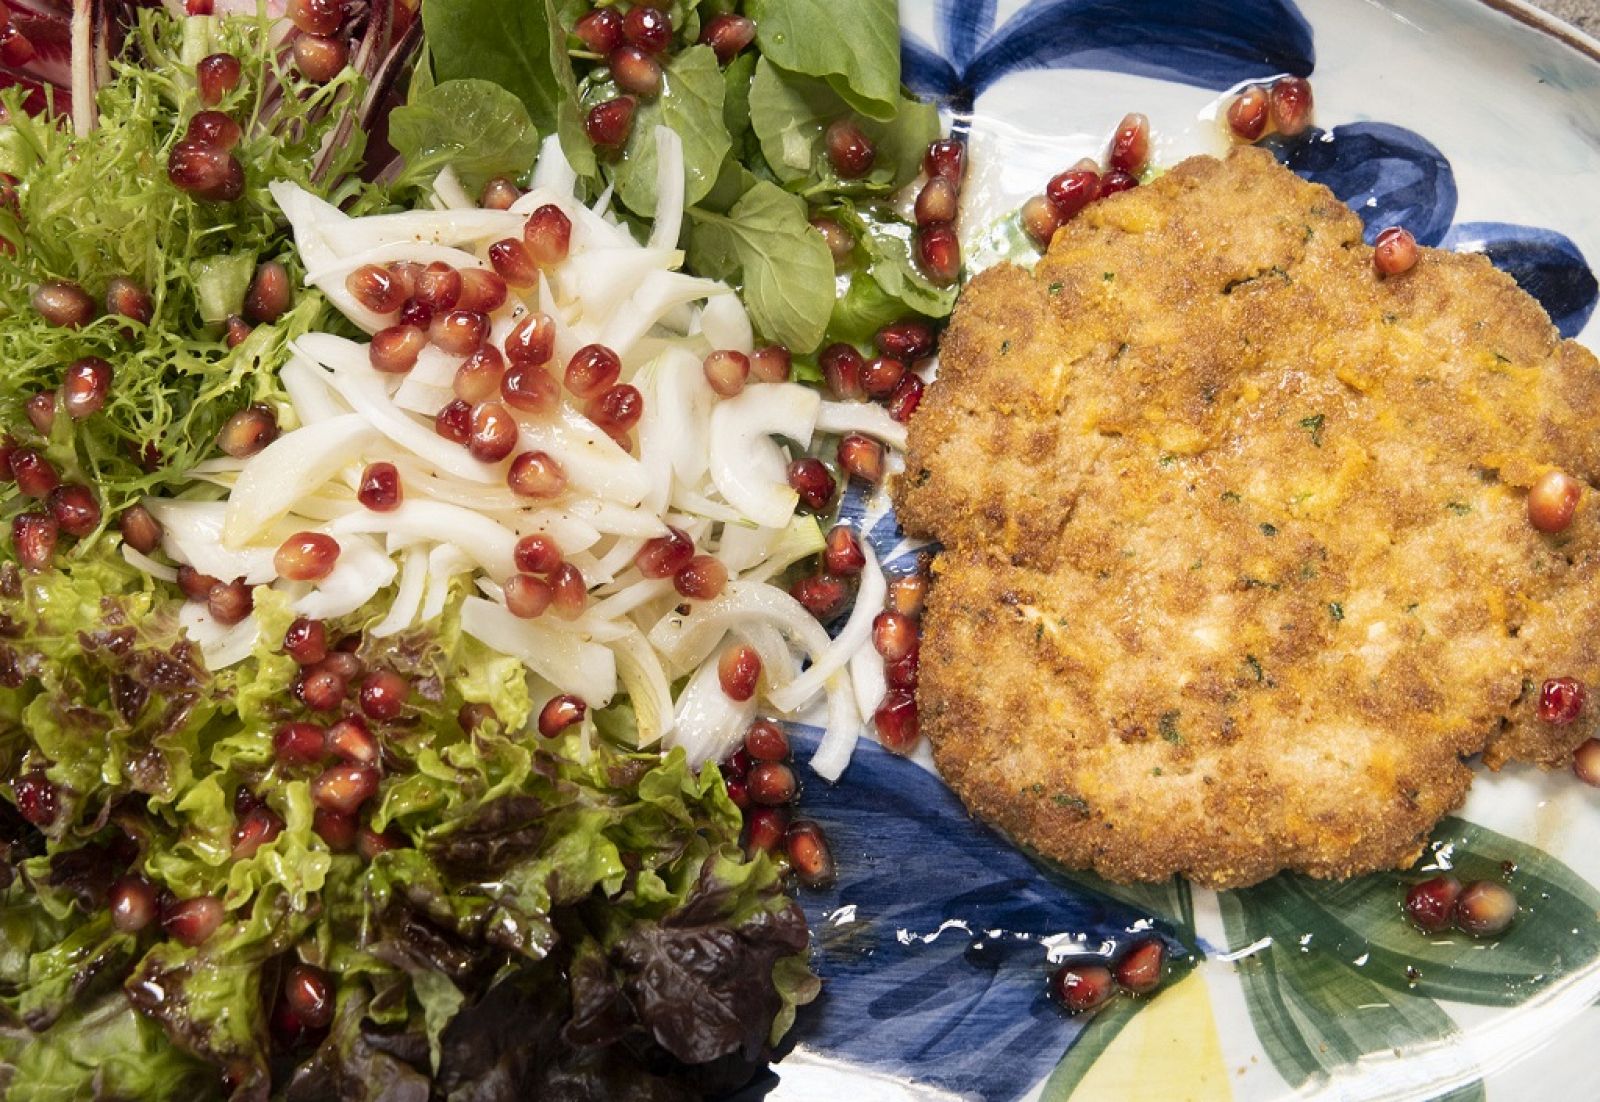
[898,146,1600,889]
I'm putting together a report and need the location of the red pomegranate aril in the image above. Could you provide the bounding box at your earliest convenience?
[1573,738,1600,786]
[274,721,326,764]
[32,280,95,328]
[118,503,163,554]
[786,458,836,512]
[539,694,586,737]
[704,350,750,397]
[320,649,363,682]
[458,702,498,733]
[1115,939,1165,994]
[610,45,663,97]
[1404,875,1462,933]
[284,965,334,1029]
[750,345,792,383]
[1456,880,1516,938]
[1051,963,1114,1013]
[700,13,756,63]
[524,204,573,266]
[1099,169,1138,196]
[1022,194,1063,248]
[25,391,54,434]
[887,374,924,424]
[566,343,622,398]
[739,805,785,852]
[288,0,344,35]
[177,563,221,602]
[508,450,568,498]
[826,118,876,179]
[925,137,966,183]
[588,384,644,434]
[311,764,379,814]
[357,461,402,512]
[500,367,559,424]
[785,820,836,887]
[163,897,224,947]
[11,511,56,570]
[13,770,58,826]
[326,716,378,765]
[207,578,254,625]
[313,808,356,851]
[168,141,244,201]
[105,276,154,324]
[61,356,112,419]
[824,526,865,576]
[225,315,253,347]
[747,760,796,805]
[298,668,345,712]
[276,532,340,582]
[505,312,557,369]
[887,572,928,617]
[1373,226,1419,277]
[1108,112,1151,175]
[47,484,101,538]
[885,649,919,691]
[109,875,158,932]
[398,297,432,329]
[745,719,790,762]
[359,669,409,721]
[196,52,242,107]
[452,346,504,405]
[861,356,906,399]
[370,324,426,374]
[467,401,519,462]
[1537,676,1585,724]
[186,109,242,151]
[727,748,754,779]
[838,433,885,484]
[636,527,695,578]
[719,644,762,702]
[435,399,472,444]
[585,96,637,149]
[457,269,507,315]
[294,34,348,82]
[573,7,623,54]
[876,320,934,363]
[413,262,460,312]
[1046,164,1101,221]
[811,216,854,267]
[916,225,961,286]
[489,238,539,286]
[232,805,285,859]
[874,690,920,753]
[504,573,554,619]
[1528,468,1581,533]
[622,4,671,53]
[384,261,420,301]
[675,554,728,600]
[481,176,521,211]
[1269,75,1314,137]
[1227,85,1270,141]
[550,562,588,619]
[346,264,406,313]
[514,533,563,575]
[791,572,849,621]
[914,176,959,227]
[216,405,278,458]
[873,610,917,661]
[820,343,864,399]
[11,449,56,499]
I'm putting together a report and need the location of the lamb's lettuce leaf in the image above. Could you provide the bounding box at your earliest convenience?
[389,79,541,193]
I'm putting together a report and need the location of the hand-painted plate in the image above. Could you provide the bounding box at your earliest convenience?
[755,2,1600,1099]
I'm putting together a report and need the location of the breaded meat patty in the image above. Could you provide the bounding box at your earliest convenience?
[896,146,1600,889]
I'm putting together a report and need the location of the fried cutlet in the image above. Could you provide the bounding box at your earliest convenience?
[896,147,1600,889]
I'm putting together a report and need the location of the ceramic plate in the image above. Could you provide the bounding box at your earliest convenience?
[752,2,1600,1099]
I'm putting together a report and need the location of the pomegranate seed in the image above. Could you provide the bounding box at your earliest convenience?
[505,313,557,370]
[700,13,755,63]
[1374,226,1419,277]
[216,404,278,458]
[177,564,221,602]
[1115,939,1165,994]
[785,819,836,887]
[282,618,328,666]
[507,450,568,498]
[874,690,920,753]
[610,45,663,97]
[747,760,796,805]
[359,669,409,721]
[838,433,885,483]
[489,238,539,286]
[622,4,671,53]
[887,573,928,617]
[47,484,101,538]
[313,808,356,851]
[887,374,924,423]
[550,562,587,619]
[294,34,348,82]
[1046,164,1101,221]
[109,875,158,932]
[1404,875,1462,933]
[232,805,285,859]
[1022,194,1062,248]
[573,7,623,54]
[311,764,379,814]
[745,806,788,852]
[1268,76,1313,137]
[514,534,563,574]
[283,965,334,1029]
[398,298,432,329]
[196,53,242,107]
[466,401,518,462]
[118,504,163,554]
[163,897,224,947]
[719,644,762,702]
[32,281,94,328]
[524,204,573,266]
[435,399,472,444]
[24,390,54,435]
[1227,85,1270,141]
[636,526,695,578]
[499,367,559,423]
[674,554,728,600]
[786,458,836,512]
[824,526,865,576]
[566,343,621,399]
[727,748,753,779]
[11,512,57,569]
[820,343,864,399]
[105,276,154,325]
[924,138,965,183]
[586,97,637,149]
[274,721,326,764]
[505,573,554,619]
[1051,963,1114,1013]
[299,668,345,712]
[186,110,242,151]
[587,384,644,435]
[885,649,920,691]
[323,649,364,682]
[458,269,507,315]
[745,719,790,762]
[276,532,341,581]
[811,217,854,267]
[916,225,961,286]
[207,578,254,625]
[458,702,498,733]
[1574,738,1600,786]
[449,347,502,406]
[357,461,402,512]
[704,350,750,397]
[826,119,876,179]
[380,262,418,302]
[480,176,521,211]
[876,320,934,363]
[873,610,918,661]
[1537,677,1585,724]
[725,776,751,808]
[360,824,407,860]
[288,0,344,34]
[861,356,906,399]
[750,345,792,383]
[326,716,378,765]
[225,315,253,347]
[346,264,405,313]
[168,141,244,201]
[914,176,959,227]
[1099,169,1139,197]
[429,309,487,355]
[11,449,57,498]
[366,325,424,374]
[1107,112,1150,175]
[13,770,58,826]
[791,573,849,622]
[413,262,460,312]
[1456,880,1516,937]
[539,694,586,737]
[1528,468,1581,532]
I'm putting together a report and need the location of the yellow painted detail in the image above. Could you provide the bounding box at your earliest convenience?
[1066,970,1232,1102]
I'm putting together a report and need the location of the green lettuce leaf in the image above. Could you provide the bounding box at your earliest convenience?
[746,0,902,121]
[389,79,541,193]
[612,46,731,217]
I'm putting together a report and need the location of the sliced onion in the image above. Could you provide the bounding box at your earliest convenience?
[698,292,753,354]
[329,501,518,579]
[517,405,649,505]
[148,500,278,584]
[179,601,260,671]
[736,620,797,689]
[669,656,757,768]
[649,125,685,251]
[598,273,727,358]
[589,577,675,621]
[421,545,471,623]
[613,625,675,747]
[529,133,577,201]
[431,167,475,210]
[292,534,397,620]
[460,596,617,704]
[122,545,176,583]
[708,383,820,529]
[554,246,683,324]
[850,640,887,721]
[648,580,831,680]
[769,544,885,712]
[222,413,380,547]
[816,399,909,452]
[371,544,429,637]
[281,357,349,426]
[810,671,863,783]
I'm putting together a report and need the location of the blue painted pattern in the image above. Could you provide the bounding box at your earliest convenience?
[1443,222,1599,339]
[1268,122,1457,246]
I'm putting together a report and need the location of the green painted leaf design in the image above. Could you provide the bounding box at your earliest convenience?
[1036,995,1142,1101]
[1232,816,1600,1006]
[612,46,731,217]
